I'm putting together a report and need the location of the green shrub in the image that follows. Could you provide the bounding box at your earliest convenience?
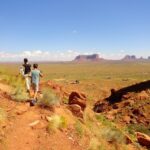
[38,89,60,107]
[100,127,126,144]
[127,124,150,136]
[88,138,106,150]
[95,114,115,128]
[11,86,29,102]
[47,115,67,133]
[3,75,29,102]
[74,120,84,138]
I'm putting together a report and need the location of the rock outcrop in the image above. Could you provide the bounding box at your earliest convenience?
[74,54,102,62]
[122,55,137,61]
[68,91,87,118]
[136,132,150,148]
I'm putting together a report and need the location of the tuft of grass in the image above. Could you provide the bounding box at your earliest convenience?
[74,120,84,138]
[11,86,29,102]
[3,75,29,102]
[47,115,67,133]
[95,114,115,128]
[38,89,60,107]
[88,138,106,150]
[100,127,126,144]
[127,124,150,136]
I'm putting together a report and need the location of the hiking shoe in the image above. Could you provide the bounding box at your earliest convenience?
[30,99,37,107]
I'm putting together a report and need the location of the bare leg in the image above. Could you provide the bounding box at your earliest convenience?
[25,76,30,91]
[33,91,38,100]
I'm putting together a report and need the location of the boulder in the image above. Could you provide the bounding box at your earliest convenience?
[136,132,150,147]
[93,102,108,113]
[68,104,83,118]
[69,91,86,111]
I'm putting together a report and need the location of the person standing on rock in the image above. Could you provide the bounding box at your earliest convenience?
[31,63,43,100]
[23,58,31,92]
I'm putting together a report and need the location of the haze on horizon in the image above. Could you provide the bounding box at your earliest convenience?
[0,0,150,61]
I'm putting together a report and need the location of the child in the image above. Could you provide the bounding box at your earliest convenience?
[31,64,43,100]
[23,58,31,92]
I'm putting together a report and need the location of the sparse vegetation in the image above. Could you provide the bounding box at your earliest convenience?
[74,120,84,138]
[127,124,150,136]
[88,138,102,150]
[47,115,67,133]
[0,62,150,149]
[38,89,60,107]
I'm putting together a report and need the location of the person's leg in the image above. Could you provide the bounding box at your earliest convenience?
[33,83,38,100]
[25,76,30,92]
[33,91,38,100]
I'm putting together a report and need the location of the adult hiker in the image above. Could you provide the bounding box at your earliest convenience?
[23,58,31,92]
[31,63,43,100]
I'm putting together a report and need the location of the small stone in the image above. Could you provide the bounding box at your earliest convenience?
[29,120,40,127]
[123,116,130,124]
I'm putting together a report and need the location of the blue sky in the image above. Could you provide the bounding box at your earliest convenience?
[0,0,150,61]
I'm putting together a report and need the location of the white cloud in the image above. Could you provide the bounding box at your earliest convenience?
[0,49,149,62]
[0,50,81,62]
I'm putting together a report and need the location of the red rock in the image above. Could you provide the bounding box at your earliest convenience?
[123,100,134,107]
[137,91,149,100]
[68,104,83,118]
[132,109,141,116]
[112,104,119,109]
[93,102,108,113]
[136,132,150,147]
[69,91,86,111]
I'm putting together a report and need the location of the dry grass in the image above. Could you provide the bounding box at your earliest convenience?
[47,115,67,133]
[38,89,60,107]
[0,61,150,149]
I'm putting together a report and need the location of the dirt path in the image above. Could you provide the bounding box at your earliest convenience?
[0,83,83,150]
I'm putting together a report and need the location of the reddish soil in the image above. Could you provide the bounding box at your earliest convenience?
[0,83,84,150]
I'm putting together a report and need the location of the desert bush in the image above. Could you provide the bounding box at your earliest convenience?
[11,86,29,102]
[74,120,84,138]
[2,75,29,102]
[100,127,126,144]
[127,124,150,136]
[38,89,60,107]
[95,114,128,144]
[95,114,116,128]
[88,138,106,150]
[47,115,67,133]
[62,97,69,104]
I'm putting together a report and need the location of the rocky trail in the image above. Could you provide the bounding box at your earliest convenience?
[0,80,150,150]
[0,82,84,150]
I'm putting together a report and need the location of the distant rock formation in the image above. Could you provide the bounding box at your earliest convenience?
[74,54,102,62]
[122,55,137,61]
[148,56,150,60]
